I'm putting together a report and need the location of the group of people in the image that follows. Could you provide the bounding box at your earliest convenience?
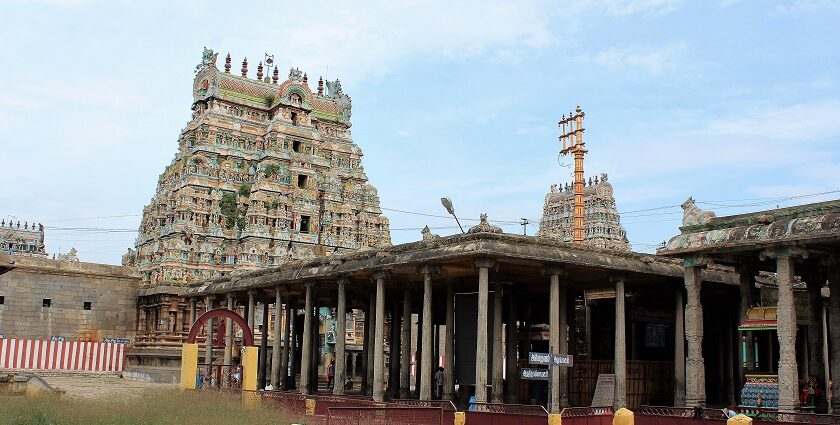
[196,366,242,390]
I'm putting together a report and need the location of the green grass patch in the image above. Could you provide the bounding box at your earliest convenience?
[0,391,295,425]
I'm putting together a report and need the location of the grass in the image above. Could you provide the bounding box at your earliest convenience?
[0,391,296,425]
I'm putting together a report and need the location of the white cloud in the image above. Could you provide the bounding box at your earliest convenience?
[598,99,840,179]
[594,0,682,16]
[705,99,840,141]
[221,1,558,84]
[582,43,686,76]
[775,0,840,14]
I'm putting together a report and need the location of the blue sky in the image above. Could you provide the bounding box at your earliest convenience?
[1,0,839,264]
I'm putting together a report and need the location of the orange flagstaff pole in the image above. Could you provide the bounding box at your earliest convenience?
[559,105,587,245]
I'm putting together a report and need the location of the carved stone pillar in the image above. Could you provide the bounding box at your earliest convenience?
[546,265,564,413]
[364,291,374,395]
[400,286,413,398]
[684,262,706,407]
[389,300,400,398]
[372,271,389,402]
[300,282,315,395]
[204,296,214,367]
[505,289,519,404]
[224,294,234,369]
[419,265,439,400]
[189,297,197,328]
[674,285,686,407]
[334,278,348,395]
[444,280,456,401]
[247,289,257,334]
[139,307,147,335]
[281,303,292,390]
[474,258,495,403]
[492,280,504,403]
[776,255,800,412]
[259,302,269,390]
[271,286,283,389]
[613,276,627,409]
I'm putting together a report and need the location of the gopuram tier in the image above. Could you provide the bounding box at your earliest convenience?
[132,48,391,286]
[537,172,630,251]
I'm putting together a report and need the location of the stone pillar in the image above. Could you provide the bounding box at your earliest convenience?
[389,300,400,397]
[204,296,215,368]
[189,297,197,327]
[613,276,627,409]
[684,264,706,407]
[175,302,184,334]
[282,303,292,390]
[309,300,319,392]
[401,286,413,398]
[224,294,234,367]
[420,265,437,400]
[674,285,686,407]
[558,277,569,408]
[821,291,832,414]
[776,255,800,412]
[474,258,495,403]
[416,307,423,396]
[373,271,389,402]
[259,302,269,390]
[365,291,376,395]
[271,286,283,389]
[334,278,348,395]
[247,289,257,334]
[492,280,504,403]
[505,289,519,404]
[300,282,315,395]
[546,266,563,412]
[138,307,146,335]
[444,280,456,401]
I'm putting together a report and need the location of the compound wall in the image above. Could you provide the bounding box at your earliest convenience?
[0,256,139,341]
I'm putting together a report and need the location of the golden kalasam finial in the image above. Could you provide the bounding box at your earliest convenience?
[559,106,587,244]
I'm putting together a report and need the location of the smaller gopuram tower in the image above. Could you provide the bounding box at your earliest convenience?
[0,219,46,257]
[537,173,630,250]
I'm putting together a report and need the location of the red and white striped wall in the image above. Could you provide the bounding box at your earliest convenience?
[0,339,125,372]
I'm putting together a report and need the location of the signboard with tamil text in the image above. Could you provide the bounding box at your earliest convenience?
[521,368,550,380]
[529,352,573,367]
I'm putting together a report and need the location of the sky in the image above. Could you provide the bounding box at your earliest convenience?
[1,0,839,265]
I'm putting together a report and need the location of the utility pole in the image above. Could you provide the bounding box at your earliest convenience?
[520,218,530,235]
[559,106,587,245]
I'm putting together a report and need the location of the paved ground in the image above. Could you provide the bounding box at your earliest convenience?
[43,375,177,399]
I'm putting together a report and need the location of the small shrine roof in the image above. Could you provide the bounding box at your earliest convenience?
[658,199,840,257]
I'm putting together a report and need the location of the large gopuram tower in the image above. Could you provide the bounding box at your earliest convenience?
[133,48,391,286]
[537,173,630,251]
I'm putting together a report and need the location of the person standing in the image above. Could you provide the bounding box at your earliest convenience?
[327,361,336,391]
[434,367,444,399]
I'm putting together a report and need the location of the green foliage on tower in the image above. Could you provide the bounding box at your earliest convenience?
[220,192,247,230]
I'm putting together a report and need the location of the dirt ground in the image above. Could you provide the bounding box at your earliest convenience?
[43,375,177,399]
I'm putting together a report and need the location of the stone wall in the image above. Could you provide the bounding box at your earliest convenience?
[0,256,139,341]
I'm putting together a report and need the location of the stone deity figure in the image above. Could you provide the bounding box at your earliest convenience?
[681,197,716,226]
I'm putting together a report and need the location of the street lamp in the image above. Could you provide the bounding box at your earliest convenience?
[440,197,465,234]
